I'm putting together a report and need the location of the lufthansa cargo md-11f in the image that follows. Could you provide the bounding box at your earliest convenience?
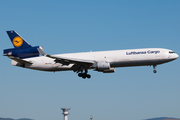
[3,31,179,79]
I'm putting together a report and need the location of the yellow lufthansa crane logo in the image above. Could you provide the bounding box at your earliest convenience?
[13,36,23,47]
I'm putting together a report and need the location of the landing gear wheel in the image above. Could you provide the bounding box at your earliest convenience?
[82,73,87,79]
[153,70,157,73]
[78,73,82,77]
[76,67,91,79]
[87,74,91,79]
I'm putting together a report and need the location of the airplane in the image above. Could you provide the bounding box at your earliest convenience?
[3,30,179,79]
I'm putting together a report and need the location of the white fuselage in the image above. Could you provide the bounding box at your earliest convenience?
[12,48,179,72]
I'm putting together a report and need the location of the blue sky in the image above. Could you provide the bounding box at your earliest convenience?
[0,1,180,120]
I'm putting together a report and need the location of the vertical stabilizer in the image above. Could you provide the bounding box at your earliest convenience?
[6,30,32,49]
[4,30,40,59]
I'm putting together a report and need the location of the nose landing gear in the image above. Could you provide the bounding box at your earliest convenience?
[153,70,157,73]
[153,65,157,73]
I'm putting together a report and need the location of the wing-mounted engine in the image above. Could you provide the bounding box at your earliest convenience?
[4,46,43,59]
[102,68,115,73]
[94,61,115,73]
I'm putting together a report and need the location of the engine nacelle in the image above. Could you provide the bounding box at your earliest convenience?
[103,68,115,73]
[4,46,42,59]
[96,61,110,70]
[95,62,115,73]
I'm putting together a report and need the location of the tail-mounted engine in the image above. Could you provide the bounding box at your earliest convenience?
[4,46,43,59]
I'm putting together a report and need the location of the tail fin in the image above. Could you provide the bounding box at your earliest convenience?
[6,30,32,49]
[4,30,40,59]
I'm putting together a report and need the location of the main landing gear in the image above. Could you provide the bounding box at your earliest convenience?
[75,66,91,79]
[153,65,157,73]
[78,73,91,79]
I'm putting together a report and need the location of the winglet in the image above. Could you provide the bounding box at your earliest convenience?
[37,47,57,59]
[37,47,46,56]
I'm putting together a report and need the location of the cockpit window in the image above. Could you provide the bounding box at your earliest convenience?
[169,51,175,54]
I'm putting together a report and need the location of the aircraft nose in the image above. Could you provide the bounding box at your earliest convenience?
[175,53,179,59]
[172,53,179,59]
[167,53,178,60]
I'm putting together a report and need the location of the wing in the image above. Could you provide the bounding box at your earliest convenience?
[37,48,95,66]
